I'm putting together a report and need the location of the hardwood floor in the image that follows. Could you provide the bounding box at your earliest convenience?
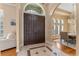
[0,48,16,56]
[57,43,76,56]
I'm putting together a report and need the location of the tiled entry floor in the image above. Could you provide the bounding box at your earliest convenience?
[17,43,52,56]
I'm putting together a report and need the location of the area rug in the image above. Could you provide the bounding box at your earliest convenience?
[27,46,52,56]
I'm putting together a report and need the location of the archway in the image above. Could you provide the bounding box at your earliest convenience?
[23,3,45,45]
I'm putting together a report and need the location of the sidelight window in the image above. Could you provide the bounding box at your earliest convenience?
[0,9,4,38]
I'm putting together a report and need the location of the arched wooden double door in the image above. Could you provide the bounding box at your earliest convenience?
[24,13,45,45]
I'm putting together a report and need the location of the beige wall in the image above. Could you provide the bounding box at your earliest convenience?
[0,4,16,35]
[76,4,79,56]
[0,4,18,52]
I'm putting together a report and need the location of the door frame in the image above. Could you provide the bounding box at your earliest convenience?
[22,4,46,47]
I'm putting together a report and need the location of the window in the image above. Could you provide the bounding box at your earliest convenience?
[60,20,64,32]
[53,18,64,35]
[25,4,44,15]
[0,9,4,38]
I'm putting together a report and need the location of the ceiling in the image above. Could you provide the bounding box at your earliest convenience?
[58,3,74,12]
